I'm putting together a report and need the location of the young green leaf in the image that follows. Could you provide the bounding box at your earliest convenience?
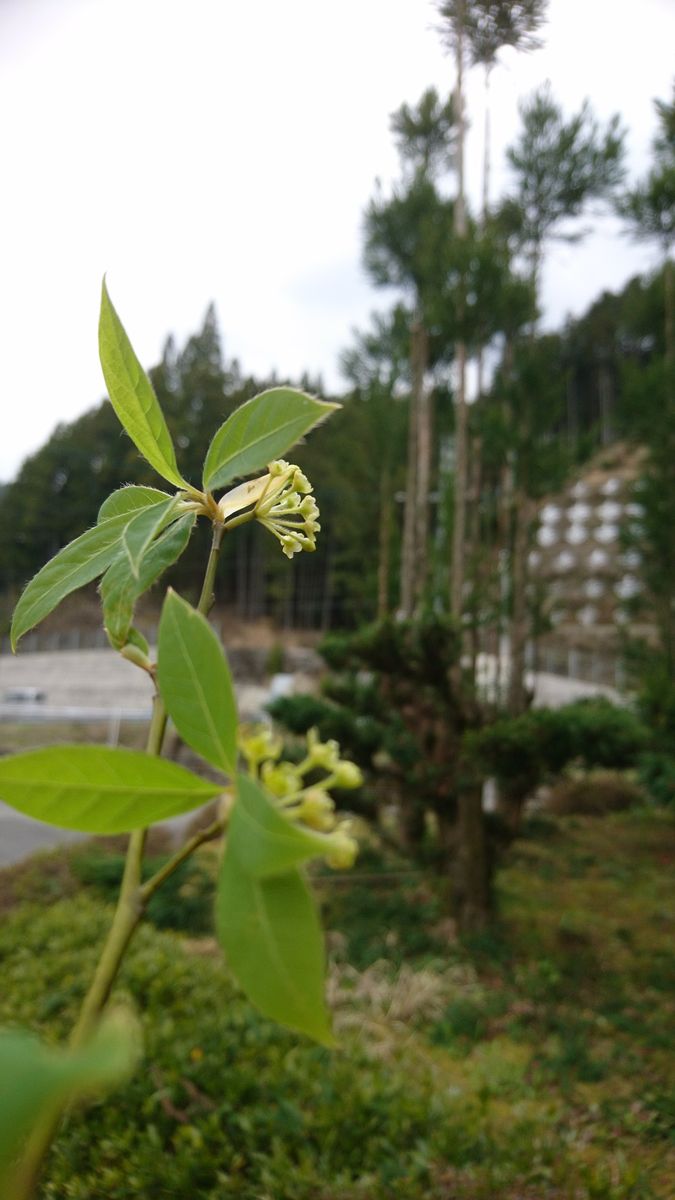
[126,625,150,657]
[98,485,171,524]
[230,774,337,878]
[99,555,137,650]
[202,388,339,492]
[10,507,163,651]
[0,746,221,833]
[217,849,333,1044]
[99,279,190,489]
[0,1011,140,1182]
[157,590,237,774]
[122,496,180,578]
[101,514,195,648]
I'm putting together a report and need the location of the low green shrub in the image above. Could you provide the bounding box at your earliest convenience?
[2,805,674,1199]
[638,752,675,807]
[318,863,445,969]
[0,897,511,1199]
[546,770,646,816]
[71,845,217,934]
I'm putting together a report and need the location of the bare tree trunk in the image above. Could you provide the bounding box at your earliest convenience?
[377,462,392,618]
[482,66,491,219]
[460,422,481,688]
[508,488,531,715]
[413,320,431,607]
[320,547,334,632]
[450,17,468,622]
[450,342,468,617]
[455,785,491,932]
[598,361,612,447]
[400,338,419,617]
[399,801,427,853]
[665,255,674,371]
[468,65,492,647]
[453,15,467,239]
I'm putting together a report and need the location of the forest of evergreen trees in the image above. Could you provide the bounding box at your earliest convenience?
[0,259,670,641]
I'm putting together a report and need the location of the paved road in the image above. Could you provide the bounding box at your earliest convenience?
[0,648,274,866]
[0,806,85,867]
[0,647,621,868]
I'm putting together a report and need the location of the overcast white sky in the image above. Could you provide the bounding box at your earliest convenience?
[1,0,673,482]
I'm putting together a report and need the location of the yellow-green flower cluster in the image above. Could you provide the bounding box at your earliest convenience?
[239,725,362,869]
[254,460,320,559]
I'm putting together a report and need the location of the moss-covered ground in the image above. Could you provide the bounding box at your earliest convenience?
[0,809,673,1198]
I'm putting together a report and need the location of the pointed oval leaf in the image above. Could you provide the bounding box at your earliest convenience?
[137,512,195,588]
[99,555,138,650]
[157,590,237,774]
[122,496,180,578]
[10,509,152,650]
[101,514,195,649]
[0,1012,140,1181]
[98,485,171,523]
[99,280,190,489]
[202,388,339,492]
[217,851,333,1044]
[231,774,336,878]
[0,746,221,833]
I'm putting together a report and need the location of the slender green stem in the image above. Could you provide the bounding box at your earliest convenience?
[69,695,167,1048]
[197,521,224,614]
[140,813,226,904]
[11,521,226,1200]
[8,698,168,1200]
[221,508,255,535]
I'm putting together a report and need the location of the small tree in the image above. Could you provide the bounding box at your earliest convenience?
[0,285,362,1197]
[364,89,455,613]
[435,1,548,618]
[271,613,493,932]
[340,307,410,616]
[618,84,675,366]
[503,85,625,711]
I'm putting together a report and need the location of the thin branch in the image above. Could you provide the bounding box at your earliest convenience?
[140,817,226,903]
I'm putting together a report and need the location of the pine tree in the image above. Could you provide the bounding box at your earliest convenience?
[618,83,675,367]
[363,89,455,613]
[503,85,625,711]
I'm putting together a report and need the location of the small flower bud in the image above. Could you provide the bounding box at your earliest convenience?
[297,787,336,831]
[261,760,302,798]
[281,534,303,559]
[238,725,283,767]
[331,761,364,789]
[306,728,340,771]
[254,462,320,558]
[325,826,358,870]
[269,459,291,476]
[292,469,312,494]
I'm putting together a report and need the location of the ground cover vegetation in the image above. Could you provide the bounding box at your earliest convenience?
[0,806,672,1199]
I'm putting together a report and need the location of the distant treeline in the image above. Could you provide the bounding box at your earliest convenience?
[0,264,668,633]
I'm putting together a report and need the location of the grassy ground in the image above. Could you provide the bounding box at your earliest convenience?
[0,809,673,1198]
